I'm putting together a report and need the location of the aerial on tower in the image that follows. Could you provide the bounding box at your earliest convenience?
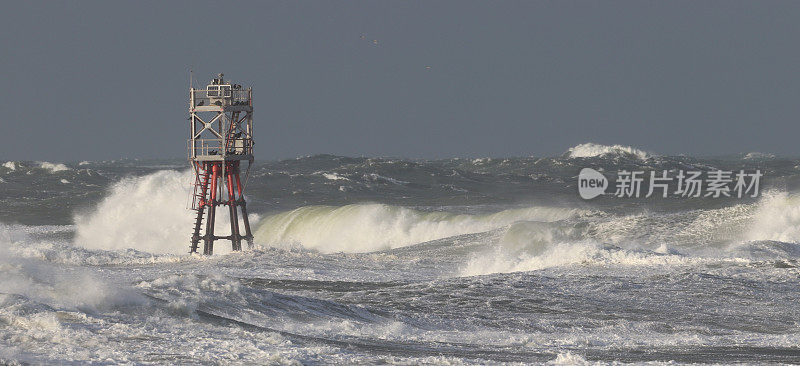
[187,73,254,254]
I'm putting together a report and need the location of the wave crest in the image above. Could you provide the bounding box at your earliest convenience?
[564,143,651,159]
[254,204,585,253]
[459,220,693,276]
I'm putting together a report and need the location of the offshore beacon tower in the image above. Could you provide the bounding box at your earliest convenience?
[187,73,254,254]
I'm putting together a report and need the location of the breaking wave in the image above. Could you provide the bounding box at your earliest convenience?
[564,142,652,159]
[460,192,800,276]
[254,204,586,253]
[458,220,696,276]
[0,223,189,266]
[746,192,800,244]
[74,170,195,254]
[0,224,147,312]
[73,169,257,255]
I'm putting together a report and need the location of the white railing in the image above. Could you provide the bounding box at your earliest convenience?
[190,89,251,108]
[188,138,254,159]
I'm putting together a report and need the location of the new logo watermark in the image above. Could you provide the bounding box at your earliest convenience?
[578,168,762,199]
[578,168,608,199]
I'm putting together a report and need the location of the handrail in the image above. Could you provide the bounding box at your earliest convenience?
[190,89,251,103]
[188,138,254,159]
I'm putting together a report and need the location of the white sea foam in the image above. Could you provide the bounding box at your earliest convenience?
[320,172,348,181]
[3,161,16,171]
[459,239,698,277]
[458,191,800,277]
[458,201,775,277]
[0,227,299,364]
[744,152,776,160]
[547,352,591,365]
[0,225,147,311]
[0,259,146,312]
[74,170,194,254]
[746,191,800,244]
[565,142,651,159]
[254,204,585,253]
[38,162,69,172]
[363,173,408,185]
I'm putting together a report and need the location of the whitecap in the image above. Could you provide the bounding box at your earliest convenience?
[564,142,652,159]
[38,162,69,172]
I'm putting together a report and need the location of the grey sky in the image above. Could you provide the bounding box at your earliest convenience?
[2,1,799,161]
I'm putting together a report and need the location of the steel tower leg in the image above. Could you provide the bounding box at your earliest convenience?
[226,162,242,251]
[234,165,254,248]
[190,161,252,255]
[203,163,220,255]
[204,201,216,255]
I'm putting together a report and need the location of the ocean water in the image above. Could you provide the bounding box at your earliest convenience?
[2,144,800,364]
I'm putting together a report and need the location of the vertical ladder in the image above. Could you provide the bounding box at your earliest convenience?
[224,111,241,153]
[189,164,211,253]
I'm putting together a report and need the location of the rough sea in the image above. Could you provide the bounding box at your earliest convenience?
[2,143,800,365]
